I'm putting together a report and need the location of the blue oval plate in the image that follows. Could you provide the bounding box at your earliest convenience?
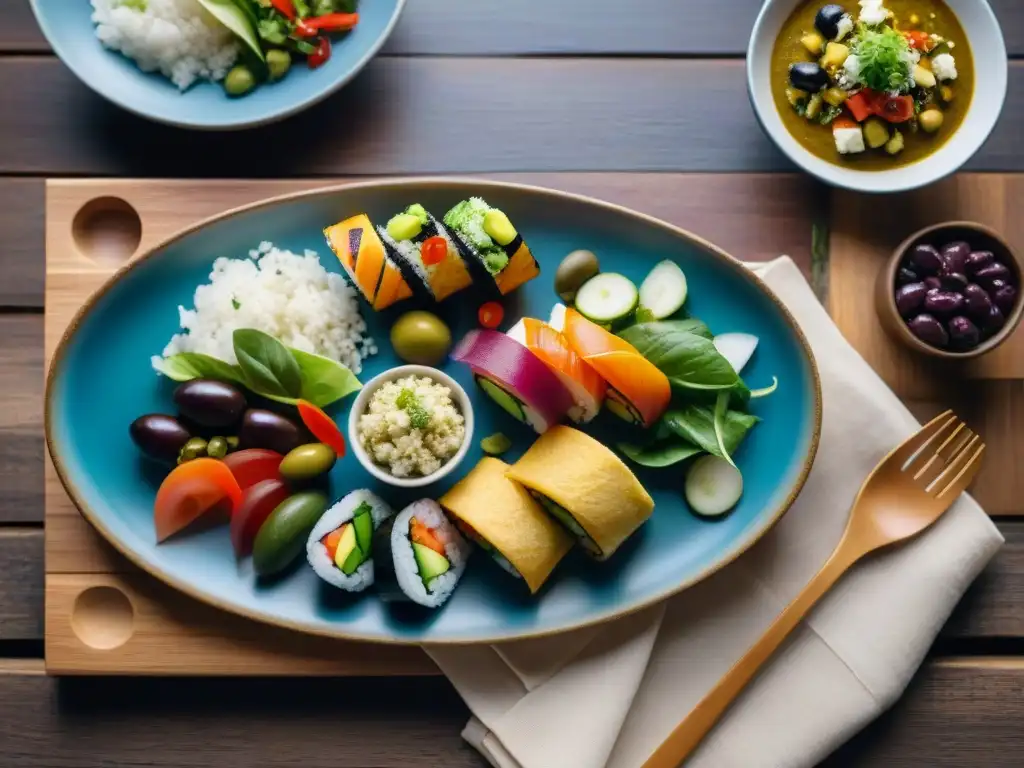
[30,0,405,130]
[46,180,821,644]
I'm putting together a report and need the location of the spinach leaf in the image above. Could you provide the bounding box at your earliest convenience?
[291,348,361,407]
[233,329,303,399]
[618,439,702,468]
[151,353,245,384]
[620,322,738,392]
[664,404,759,460]
[713,391,736,468]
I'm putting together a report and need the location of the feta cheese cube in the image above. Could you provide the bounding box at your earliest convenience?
[932,53,958,81]
[835,14,854,41]
[859,0,888,25]
[834,126,866,154]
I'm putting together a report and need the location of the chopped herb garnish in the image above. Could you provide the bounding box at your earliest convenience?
[396,388,431,430]
[231,298,241,310]
[852,24,914,93]
[818,104,843,125]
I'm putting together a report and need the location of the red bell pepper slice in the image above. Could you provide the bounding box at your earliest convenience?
[308,37,332,69]
[845,90,874,122]
[154,458,242,543]
[297,400,346,457]
[903,30,933,51]
[304,13,359,33]
[270,0,297,20]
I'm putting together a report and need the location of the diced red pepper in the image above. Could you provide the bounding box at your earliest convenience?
[421,236,448,266]
[875,94,915,123]
[308,37,332,69]
[295,18,317,37]
[478,301,505,329]
[832,116,859,131]
[304,13,359,33]
[845,90,874,122]
[297,400,346,458]
[903,30,933,51]
[270,0,297,20]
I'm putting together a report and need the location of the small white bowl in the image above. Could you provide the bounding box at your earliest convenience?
[348,365,474,489]
[747,0,1007,194]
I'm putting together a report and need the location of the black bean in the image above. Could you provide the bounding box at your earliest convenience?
[948,316,981,350]
[964,250,994,276]
[894,282,928,317]
[963,283,993,317]
[909,244,944,275]
[907,314,949,348]
[993,284,1018,313]
[974,262,1012,287]
[940,241,971,273]
[923,290,965,316]
[897,267,920,286]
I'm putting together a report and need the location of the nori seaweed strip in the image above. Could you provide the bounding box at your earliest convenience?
[377,225,434,302]
[443,222,503,298]
[371,516,406,602]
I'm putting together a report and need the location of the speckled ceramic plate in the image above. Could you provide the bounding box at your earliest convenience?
[46,179,821,644]
[30,0,405,130]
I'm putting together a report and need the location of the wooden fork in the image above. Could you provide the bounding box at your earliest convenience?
[642,410,985,768]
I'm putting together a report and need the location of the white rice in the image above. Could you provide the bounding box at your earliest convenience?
[91,0,240,91]
[389,500,470,608]
[306,490,394,592]
[154,241,376,375]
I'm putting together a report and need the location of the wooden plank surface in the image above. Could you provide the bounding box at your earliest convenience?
[0,659,1020,767]
[6,0,1024,56]
[1,59,1023,176]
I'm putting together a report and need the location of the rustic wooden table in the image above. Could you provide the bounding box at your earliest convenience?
[4,1,1024,765]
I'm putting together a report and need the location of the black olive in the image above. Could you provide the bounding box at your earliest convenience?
[815,4,847,40]
[130,414,192,463]
[789,62,829,94]
[238,409,305,455]
[173,379,247,428]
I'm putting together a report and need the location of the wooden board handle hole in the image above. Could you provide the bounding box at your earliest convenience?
[72,197,142,266]
[71,586,135,650]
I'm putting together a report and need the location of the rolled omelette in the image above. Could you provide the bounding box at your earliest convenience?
[440,457,572,593]
[505,426,654,560]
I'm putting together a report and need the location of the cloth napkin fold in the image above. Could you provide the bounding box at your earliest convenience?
[426,256,1004,768]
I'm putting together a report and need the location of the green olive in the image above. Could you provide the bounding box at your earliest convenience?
[555,250,601,302]
[177,437,208,464]
[207,436,229,459]
[481,433,512,456]
[390,311,453,366]
[252,491,328,576]
[266,49,291,81]
[280,443,337,482]
[919,108,944,134]
[226,436,240,451]
[224,65,256,97]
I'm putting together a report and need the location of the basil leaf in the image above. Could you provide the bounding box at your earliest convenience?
[290,348,362,407]
[233,329,303,398]
[620,322,738,391]
[151,353,245,385]
[618,440,702,468]
[619,318,712,344]
[664,405,759,460]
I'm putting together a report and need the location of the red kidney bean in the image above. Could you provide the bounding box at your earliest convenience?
[907,314,949,348]
[939,271,968,291]
[964,250,994,276]
[923,290,965,316]
[993,284,1018,313]
[924,276,942,291]
[947,316,980,350]
[894,282,928,317]
[981,304,1006,334]
[910,244,944,275]
[988,278,1009,292]
[963,283,993,317]
[940,241,971,273]
[974,262,1012,286]
[897,267,920,286]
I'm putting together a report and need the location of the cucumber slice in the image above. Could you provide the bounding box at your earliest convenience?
[533,493,602,556]
[638,260,688,319]
[713,333,759,374]
[685,456,743,518]
[476,377,526,422]
[574,273,639,324]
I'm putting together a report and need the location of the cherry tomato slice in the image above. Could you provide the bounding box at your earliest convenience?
[875,94,914,123]
[222,449,285,489]
[154,458,242,543]
[297,400,346,457]
[903,30,932,51]
[478,301,504,329]
[230,479,291,557]
[421,236,448,266]
[308,37,331,69]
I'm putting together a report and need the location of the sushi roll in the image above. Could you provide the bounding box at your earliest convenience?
[506,317,606,423]
[558,306,671,428]
[450,329,575,434]
[372,499,471,608]
[440,457,573,594]
[378,204,473,303]
[443,197,540,296]
[506,426,654,561]
[324,214,413,311]
[306,490,394,592]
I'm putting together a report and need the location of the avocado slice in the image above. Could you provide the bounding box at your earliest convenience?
[412,541,450,582]
[534,494,603,556]
[333,524,359,571]
[476,377,526,422]
[340,543,365,576]
[352,505,374,554]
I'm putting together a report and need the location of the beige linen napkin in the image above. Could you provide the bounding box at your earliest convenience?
[426,256,1004,768]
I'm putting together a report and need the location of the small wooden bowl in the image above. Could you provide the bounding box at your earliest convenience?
[875,221,1024,360]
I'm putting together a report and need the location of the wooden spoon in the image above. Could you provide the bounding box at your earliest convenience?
[642,410,984,767]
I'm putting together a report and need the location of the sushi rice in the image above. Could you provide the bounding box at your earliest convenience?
[389,500,470,608]
[306,490,394,592]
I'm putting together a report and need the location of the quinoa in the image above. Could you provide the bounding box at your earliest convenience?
[358,375,466,478]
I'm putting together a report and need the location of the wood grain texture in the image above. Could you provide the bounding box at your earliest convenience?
[0,529,43,641]
[0,660,1020,767]
[2,59,1024,176]
[0,314,43,523]
[7,0,1024,56]
[0,178,43,307]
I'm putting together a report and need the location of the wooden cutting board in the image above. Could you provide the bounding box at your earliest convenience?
[44,175,818,676]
